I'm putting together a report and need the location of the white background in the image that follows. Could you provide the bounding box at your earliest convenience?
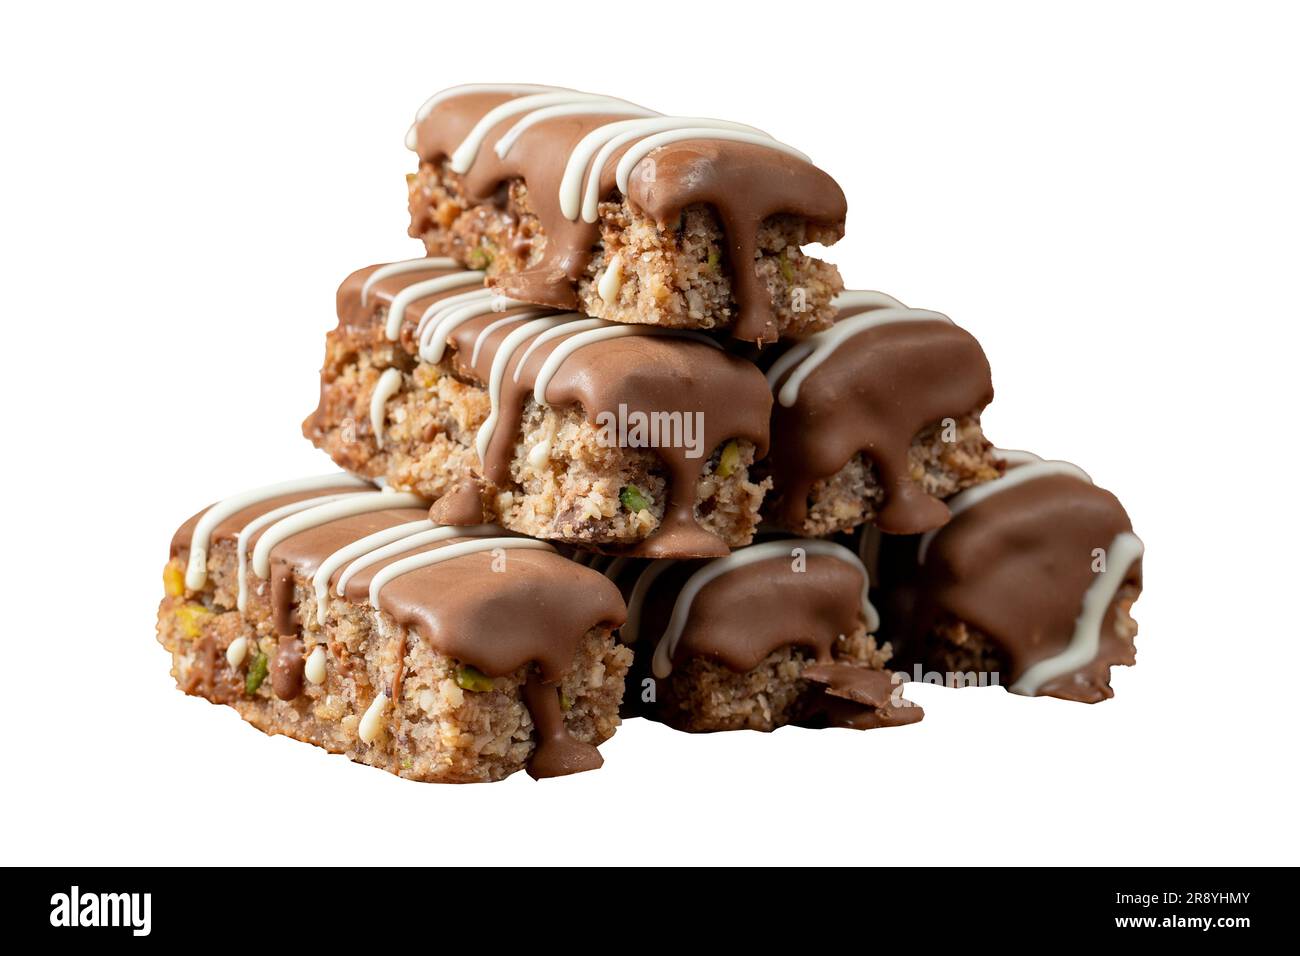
[3,1,1296,866]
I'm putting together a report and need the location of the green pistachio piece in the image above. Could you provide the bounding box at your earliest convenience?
[245,653,269,695]
[455,664,495,693]
[620,485,651,513]
[717,440,742,478]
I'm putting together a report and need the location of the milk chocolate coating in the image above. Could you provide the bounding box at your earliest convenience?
[617,549,921,729]
[410,91,847,343]
[428,479,486,526]
[766,309,994,535]
[328,262,772,558]
[171,490,627,777]
[884,472,1142,702]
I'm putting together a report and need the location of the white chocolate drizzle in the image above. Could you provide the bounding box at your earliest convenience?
[450,92,652,174]
[765,291,950,407]
[406,87,812,228]
[184,474,372,590]
[531,324,720,405]
[337,523,501,603]
[251,491,426,579]
[475,315,577,463]
[916,460,1093,564]
[492,99,657,160]
[641,539,878,679]
[384,271,484,341]
[1009,531,1144,696]
[915,451,1142,696]
[615,128,809,197]
[361,257,458,307]
[416,288,548,365]
[563,116,767,223]
[310,518,431,626]
[406,84,566,150]
[368,537,554,606]
[369,367,403,448]
[366,262,725,469]
[235,491,367,612]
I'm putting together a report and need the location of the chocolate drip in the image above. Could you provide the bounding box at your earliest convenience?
[643,554,866,673]
[271,635,305,701]
[450,317,770,558]
[411,92,846,342]
[798,663,924,729]
[172,493,627,776]
[334,262,772,557]
[889,472,1142,701]
[521,674,603,779]
[270,563,297,636]
[428,479,486,526]
[627,142,845,342]
[768,316,994,535]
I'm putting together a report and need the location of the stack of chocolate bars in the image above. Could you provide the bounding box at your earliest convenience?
[157,85,1145,783]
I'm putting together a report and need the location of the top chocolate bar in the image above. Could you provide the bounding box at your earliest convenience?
[405,84,847,343]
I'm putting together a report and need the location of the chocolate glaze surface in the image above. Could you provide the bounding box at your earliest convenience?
[766,303,994,535]
[884,470,1143,702]
[614,543,921,730]
[410,90,846,342]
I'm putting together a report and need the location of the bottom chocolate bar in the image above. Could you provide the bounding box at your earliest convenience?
[877,450,1144,702]
[157,474,631,783]
[580,540,923,733]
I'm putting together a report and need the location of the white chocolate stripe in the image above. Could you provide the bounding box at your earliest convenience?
[621,559,674,646]
[532,324,722,404]
[916,460,1094,564]
[361,257,458,307]
[384,271,484,341]
[616,129,810,196]
[184,474,372,590]
[337,523,502,599]
[312,519,432,626]
[251,491,425,579]
[450,92,649,174]
[370,367,403,448]
[513,318,607,383]
[368,537,554,606]
[649,540,877,679]
[416,288,496,338]
[407,88,813,231]
[235,492,367,613]
[473,315,722,465]
[993,447,1042,468]
[419,293,545,365]
[763,290,906,397]
[406,84,565,150]
[474,315,578,462]
[770,305,952,408]
[562,117,765,222]
[493,100,657,160]
[1010,532,1144,696]
[470,313,538,366]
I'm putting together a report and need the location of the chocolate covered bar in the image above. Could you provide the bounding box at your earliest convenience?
[879,451,1144,702]
[405,84,847,342]
[760,290,1001,537]
[157,474,631,782]
[304,259,773,558]
[584,540,922,733]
